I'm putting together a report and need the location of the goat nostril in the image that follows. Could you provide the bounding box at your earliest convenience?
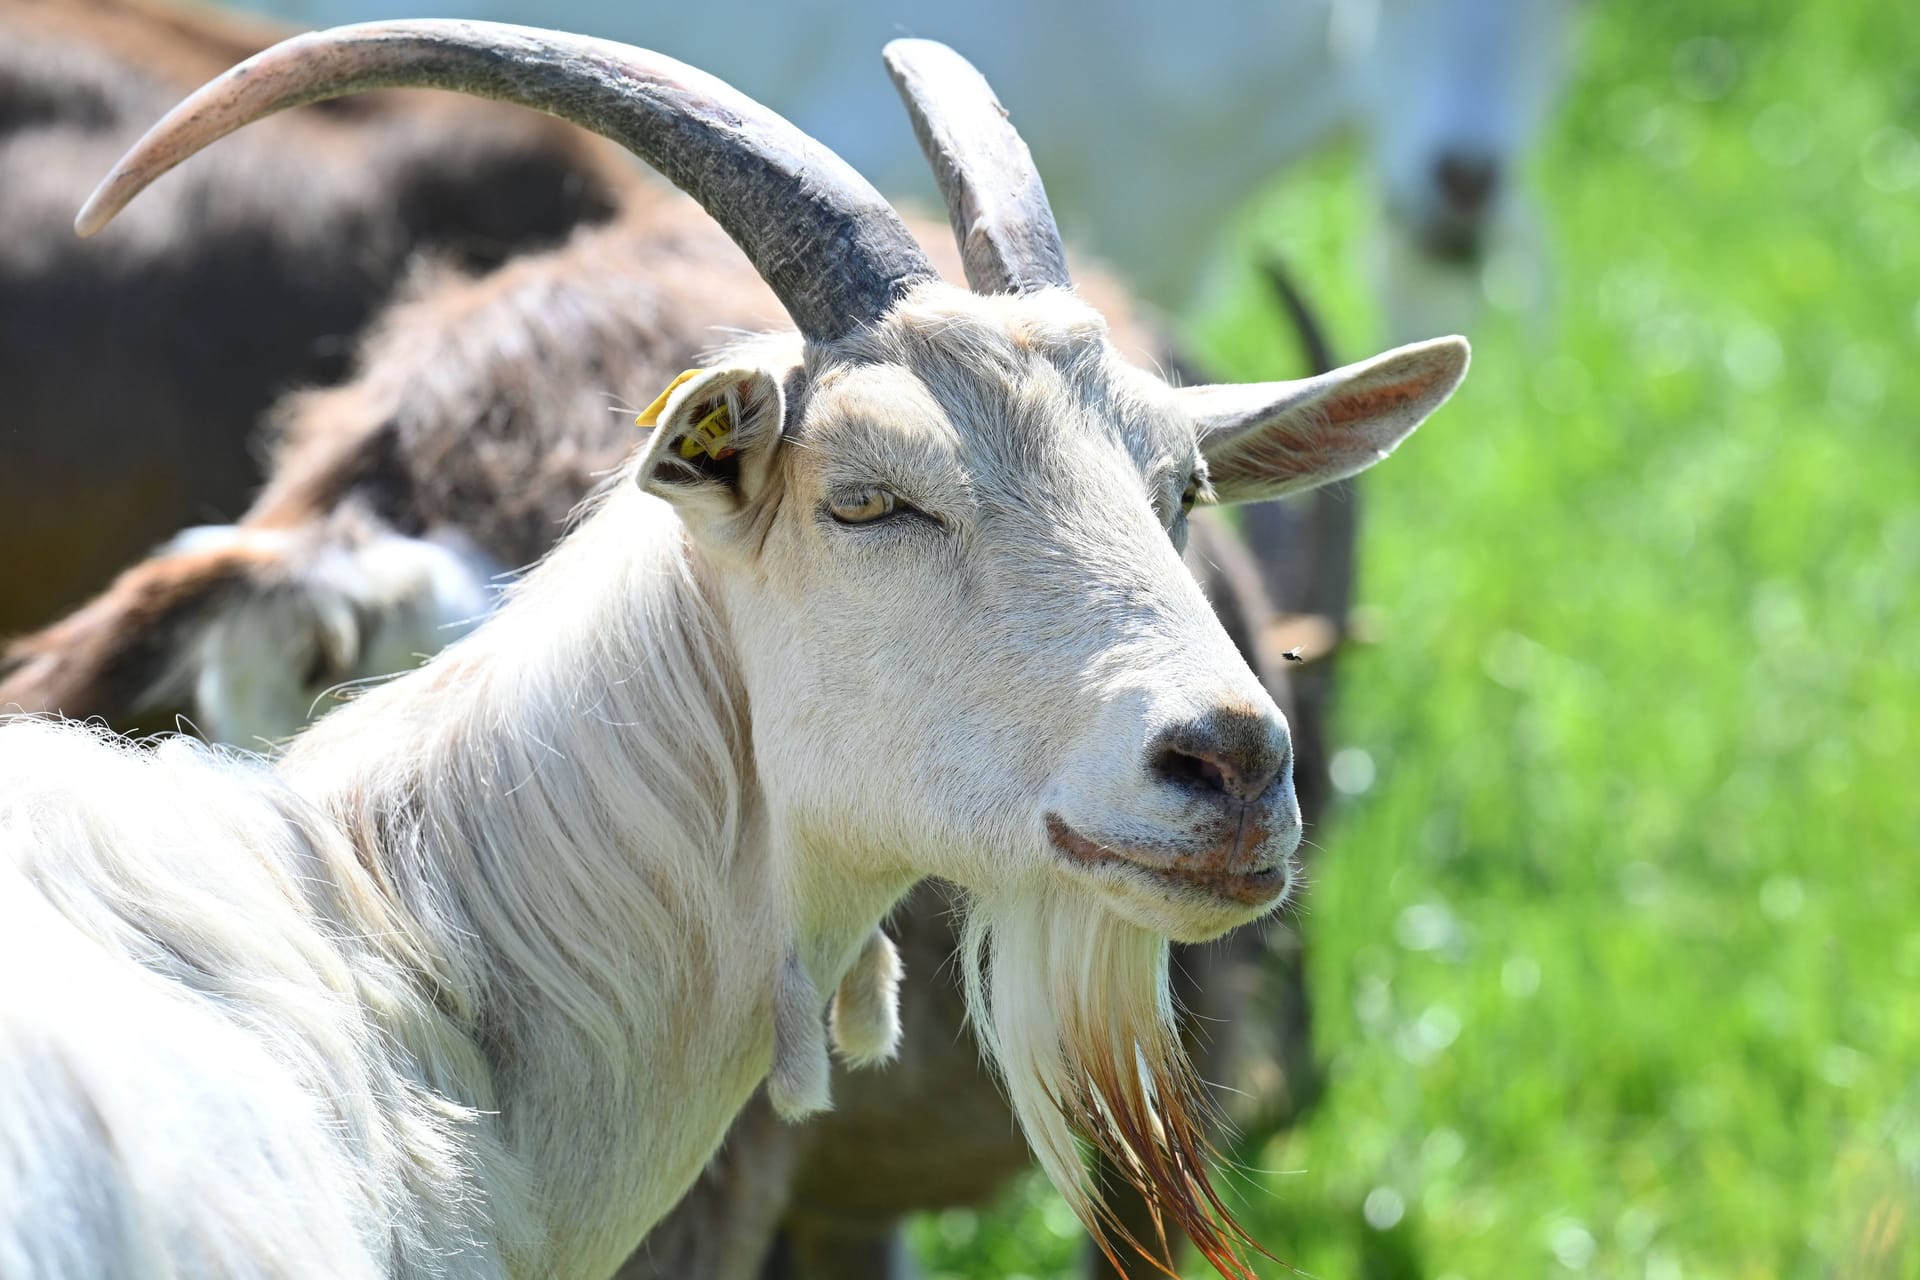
[1152,745,1230,795]
[1150,739,1286,804]
[1148,712,1291,804]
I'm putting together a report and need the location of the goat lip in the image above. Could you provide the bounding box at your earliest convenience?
[1044,814,1288,908]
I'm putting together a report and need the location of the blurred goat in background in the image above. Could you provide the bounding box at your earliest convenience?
[0,0,634,635]
[236,0,1578,339]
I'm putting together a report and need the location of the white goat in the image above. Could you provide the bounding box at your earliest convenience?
[236,0,1577,336]
[2,23,1467,1279]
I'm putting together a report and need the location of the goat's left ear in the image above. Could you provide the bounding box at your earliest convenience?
[635,365,786,527]
[1182,336,1470,504]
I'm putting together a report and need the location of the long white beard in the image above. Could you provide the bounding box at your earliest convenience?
[959,883,1265,1278]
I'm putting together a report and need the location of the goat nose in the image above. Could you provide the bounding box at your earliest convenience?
[1434,150,1499,214]
[1149,710,1291,805]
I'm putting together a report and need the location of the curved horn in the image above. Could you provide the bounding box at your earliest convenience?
[76,21,936,344]
[883,39,1071,295]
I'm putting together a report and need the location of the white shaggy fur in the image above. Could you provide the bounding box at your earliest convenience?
[4,490,766,1278]
[0,724,515,1277]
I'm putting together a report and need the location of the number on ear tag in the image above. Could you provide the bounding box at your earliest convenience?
[677,404,735,461]
[636,368,737,462]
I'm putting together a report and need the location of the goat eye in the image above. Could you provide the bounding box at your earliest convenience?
[828,488,900,525]
[1179,475,1202,516]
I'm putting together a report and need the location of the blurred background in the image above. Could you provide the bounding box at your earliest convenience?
[946,0,1920,1274]
[11,0,1918,1274]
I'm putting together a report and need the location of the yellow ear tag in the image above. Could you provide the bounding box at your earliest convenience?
[635,368,704,428]
[678,402,736,461]
[635,368,737,463]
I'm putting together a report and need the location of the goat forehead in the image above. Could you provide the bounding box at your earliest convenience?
[808,320,1187,497]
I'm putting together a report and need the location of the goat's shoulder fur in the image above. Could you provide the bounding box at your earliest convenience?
[0,721,529,1277]
[0,485,791,1277]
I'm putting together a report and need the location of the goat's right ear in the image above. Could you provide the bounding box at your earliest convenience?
[1181,336,1470,504]
[635,365,786,532]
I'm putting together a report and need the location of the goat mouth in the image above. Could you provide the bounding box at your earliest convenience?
[1045,814,1289,908]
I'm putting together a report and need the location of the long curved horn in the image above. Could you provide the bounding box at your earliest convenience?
[883,39,1071,296]
[75,21,936,344]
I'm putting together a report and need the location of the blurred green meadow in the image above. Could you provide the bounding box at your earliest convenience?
[914,0,1920,1276]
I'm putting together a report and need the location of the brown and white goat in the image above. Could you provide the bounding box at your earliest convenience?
[1,22,1467,1279]
[0,0,634,635]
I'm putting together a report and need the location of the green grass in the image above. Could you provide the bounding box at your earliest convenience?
[913,0,1920,1275]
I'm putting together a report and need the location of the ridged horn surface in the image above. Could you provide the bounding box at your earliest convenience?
[77,20,937,343]
[883,39,1071,295]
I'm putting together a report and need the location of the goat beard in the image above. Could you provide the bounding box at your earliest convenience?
[960,883,1266,1280]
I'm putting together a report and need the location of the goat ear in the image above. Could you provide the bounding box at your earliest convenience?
[1183,336,1469,504]
[635,366,786,525]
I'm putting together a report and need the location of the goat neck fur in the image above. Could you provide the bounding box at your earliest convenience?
[279,469,881,1274]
